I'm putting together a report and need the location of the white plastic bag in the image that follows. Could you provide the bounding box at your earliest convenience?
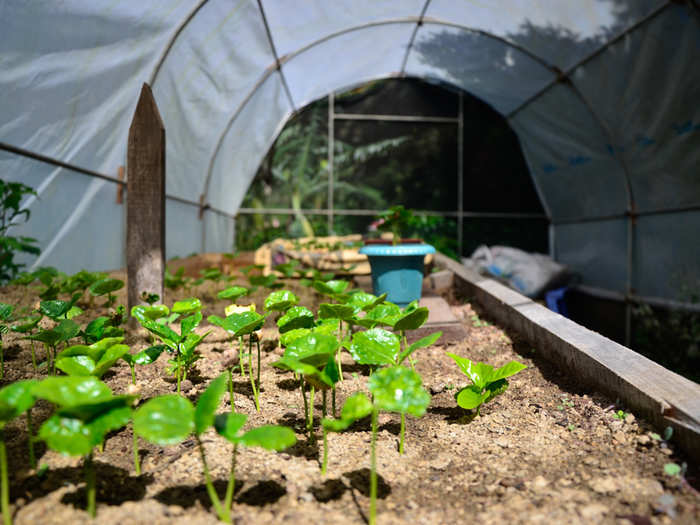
[463,245,569,298]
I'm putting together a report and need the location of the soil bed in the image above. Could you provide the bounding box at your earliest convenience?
[0,258,698,524]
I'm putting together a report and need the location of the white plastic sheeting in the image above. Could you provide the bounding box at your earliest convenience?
[1,0,698,303]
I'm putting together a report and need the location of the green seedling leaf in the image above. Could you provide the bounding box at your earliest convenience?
[221,311,264,337]
[214,412,248,442]
[455,385,487,410]
[32,376,113,407]
[369,366,430,417]
[264,290,299,312]
[349,328,400,366]
[318,303,356,321]
[65,305,83,320]
[55,318,80,343]
[131,304,170,323]
[39,415,93,456]
[447,353,492,389]
[172,297,202,315]
[128,345,167,365]
[322,392,373,432]
[89,278,124,296]
[277,306,315,333]
[399,331,442,365]
[272,357,333,389]
[249,275,279,288]
[365,303,402,327]
[84,316,109,341]
[141,318,180,345]
[314,318,339,335]
[323,354,340,385]
[194,374,228,436]
[55,355,96,376]
[39,300,72,319]
[394,307,429,332]
[347,292,387,312]
[313,279,349,296]
[279,328,311,347]
[11,314,42,333]
[238,425,296,450]
[93,344,130,377]
[217,286,248,301]
[133,395,194,445]
[0,379,38,426]
[26,328,63,347]
[181,330,211,354]
[180,311,203,337]
[664,463,681,477]
[284,332,339,367]
[489,361,528,383]
[448,354,526,412]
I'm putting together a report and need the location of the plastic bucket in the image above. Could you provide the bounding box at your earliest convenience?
[358,243,435,307]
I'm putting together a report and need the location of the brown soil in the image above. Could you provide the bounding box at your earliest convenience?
[0,258,698,525]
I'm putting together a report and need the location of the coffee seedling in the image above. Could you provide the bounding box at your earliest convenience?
[0,303,13,379]
[447,354,526,415]
[32,377,135,518]
[54,337,129,378]
[0,380,38,525]
[89,277,124,308]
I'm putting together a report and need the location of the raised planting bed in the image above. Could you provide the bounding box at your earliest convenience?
[0,254,697,524]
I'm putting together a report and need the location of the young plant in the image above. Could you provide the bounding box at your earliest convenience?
[88,277,124,308]
[374,205,415,245]
[24,312,80,375]
[80,315,124,345]
[217,285,249,303]
[132,298,210,394]
[447,354,527,415]
[0,303,13,379]
[273,332,339,439]
[208,310,265,411]
[324,366,428,524]
[134,374,296,524]
[320,392,373,475]
[0,380,38,525]
[32,377,135,518]
[11,313,42,371]
[54,337,130,378]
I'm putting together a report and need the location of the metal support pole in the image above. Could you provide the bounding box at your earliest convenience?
[457,92,464,257]
[328,92,335,234]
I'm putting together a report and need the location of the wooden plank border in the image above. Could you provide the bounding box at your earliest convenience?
[434,252,700,465]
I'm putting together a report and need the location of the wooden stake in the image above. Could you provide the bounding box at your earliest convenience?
[116,165,125,204]
[127,83,165,316]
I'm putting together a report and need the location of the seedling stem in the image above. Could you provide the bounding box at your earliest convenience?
[370,408,378,525]
[1,435,9,525]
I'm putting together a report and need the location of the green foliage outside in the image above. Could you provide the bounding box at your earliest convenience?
[0,180,40,284]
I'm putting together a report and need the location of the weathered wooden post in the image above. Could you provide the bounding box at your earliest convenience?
[127,83,165,319]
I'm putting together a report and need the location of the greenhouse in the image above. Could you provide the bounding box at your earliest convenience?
[0,1,699,524]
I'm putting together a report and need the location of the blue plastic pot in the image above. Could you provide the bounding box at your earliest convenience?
[359,243,435,307]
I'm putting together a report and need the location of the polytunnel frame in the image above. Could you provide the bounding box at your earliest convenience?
[1,0,698,344]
